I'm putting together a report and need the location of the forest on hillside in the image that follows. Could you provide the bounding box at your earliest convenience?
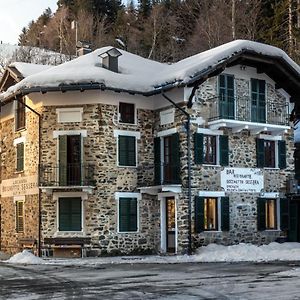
[17,0,300,63]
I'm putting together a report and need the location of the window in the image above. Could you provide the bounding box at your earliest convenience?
[58,197,82,231]
[265,199,277,230]
[16,201,24,233]
[15,96,26,131]
[194,133,229,166]
[154,133,180,185]
[16,142,24,172]
[204,198,218,230]
[59,135,82,185]
[119,102,135,124]
[219,74,234,119]
[256,138,286,169]
[251,79,266,123]
[119,198,138,232]
[195,196,229,232]
[203,135,217,165]
[118,135,136,167]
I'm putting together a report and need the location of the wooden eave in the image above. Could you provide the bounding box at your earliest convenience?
[0,66,24,92]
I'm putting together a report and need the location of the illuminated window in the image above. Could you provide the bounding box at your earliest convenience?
[265,199,277,230]
[204,198,218,230]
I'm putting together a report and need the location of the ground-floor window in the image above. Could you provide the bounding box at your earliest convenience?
[118,197,138,232]
[58,197,82,231]
[257,198,278,231]
[16,201,24,233]
[195,196,229,232]
[265,199,277,230]
[204,198,218,230]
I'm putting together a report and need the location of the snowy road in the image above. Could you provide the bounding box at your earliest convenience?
[0,261,300,299]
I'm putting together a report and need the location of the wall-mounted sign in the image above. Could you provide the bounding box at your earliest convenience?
[0,175,39,197]
[221,168,264,193]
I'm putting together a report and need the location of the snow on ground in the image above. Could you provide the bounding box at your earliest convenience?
[5,250,45,265]
[275,268,300,277]
[3,243,300,266]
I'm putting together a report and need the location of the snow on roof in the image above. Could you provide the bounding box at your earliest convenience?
[9,62,52,78]
[1,40,300,99]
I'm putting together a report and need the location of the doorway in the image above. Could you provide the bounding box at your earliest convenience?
[289,201,300,242]
[166,197,176,253]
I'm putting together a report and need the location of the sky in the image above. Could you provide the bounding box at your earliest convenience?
[0,0,58,45]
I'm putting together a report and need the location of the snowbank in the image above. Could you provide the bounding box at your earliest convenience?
[194,242,300,262]
[6,250,45,265]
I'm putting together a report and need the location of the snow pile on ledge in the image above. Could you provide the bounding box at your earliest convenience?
[194,242,300,262]
[6,250,45,265]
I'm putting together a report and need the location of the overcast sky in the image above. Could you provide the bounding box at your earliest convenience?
[0,0,58,44]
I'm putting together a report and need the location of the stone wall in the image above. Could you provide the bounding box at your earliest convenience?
[0,106,40,253]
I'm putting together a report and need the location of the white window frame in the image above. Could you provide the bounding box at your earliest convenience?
[259,134,282,169]
[114,130,140,168]
[199,191,226,232]
[54,192,87,234]
[115,192,141,233]
[118,102,137,125]
[260,193,280,231]
[197,128,223,166]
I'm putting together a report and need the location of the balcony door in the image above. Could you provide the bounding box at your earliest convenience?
[219,74,235,120]
[59,135,82,186]
[251,79,266,123]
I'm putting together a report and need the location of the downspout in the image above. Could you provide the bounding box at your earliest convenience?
[162,93,192,255]
[14,96,42,257]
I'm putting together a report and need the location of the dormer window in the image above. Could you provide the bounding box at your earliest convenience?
[119,102,135,124]
[15,96,26,131]
[99,48,122,73]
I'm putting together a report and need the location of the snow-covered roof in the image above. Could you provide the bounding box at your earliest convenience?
[2,40,300,100]
[9,62,52,78]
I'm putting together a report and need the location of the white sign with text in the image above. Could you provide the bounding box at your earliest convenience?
[221,168,264,193]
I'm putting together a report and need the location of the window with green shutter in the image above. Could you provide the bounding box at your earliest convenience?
[118,135,136,167]
[251,79,266,123]
[16,142,24,172]
[219,74,235,119]
[16,201,24,233]
[278,140,286,169]
[219,135,229,166]
[195,196,204,233]
[119,198,138,232]
[221,197,230,231]
[59,197,82,231]
[280,198,289,231]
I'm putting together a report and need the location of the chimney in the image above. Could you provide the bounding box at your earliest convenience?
[99,48,122,73]
[76,41,92,56]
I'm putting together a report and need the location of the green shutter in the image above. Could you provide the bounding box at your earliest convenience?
[221,197,230,231]
[295,143,300,179]
[59,198,81,231]
[154,137,161,185]
[257,198,266,231]
[194,133,203,164]
[219,135,229,166]
[256,138,265,168]
[195,196,204,233]
[219,74,235,119]
[59,135,68,186]
[280,198,289,231]
[278,140,286,169]
[16,143,24,171]
[171,133,180,183]
[119,136,136,166]
[119,198,137,232]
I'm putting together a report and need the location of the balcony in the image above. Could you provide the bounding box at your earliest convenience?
[207,96,290,135]
[39,164,95,193]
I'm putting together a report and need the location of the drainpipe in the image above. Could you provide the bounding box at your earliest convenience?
[14,96,42,257]
[162,93,192,255]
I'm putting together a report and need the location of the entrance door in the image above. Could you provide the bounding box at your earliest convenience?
[166,197,176,253]
[289,201,300,242]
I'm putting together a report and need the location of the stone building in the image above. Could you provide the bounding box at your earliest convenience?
[1,40,300,257]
